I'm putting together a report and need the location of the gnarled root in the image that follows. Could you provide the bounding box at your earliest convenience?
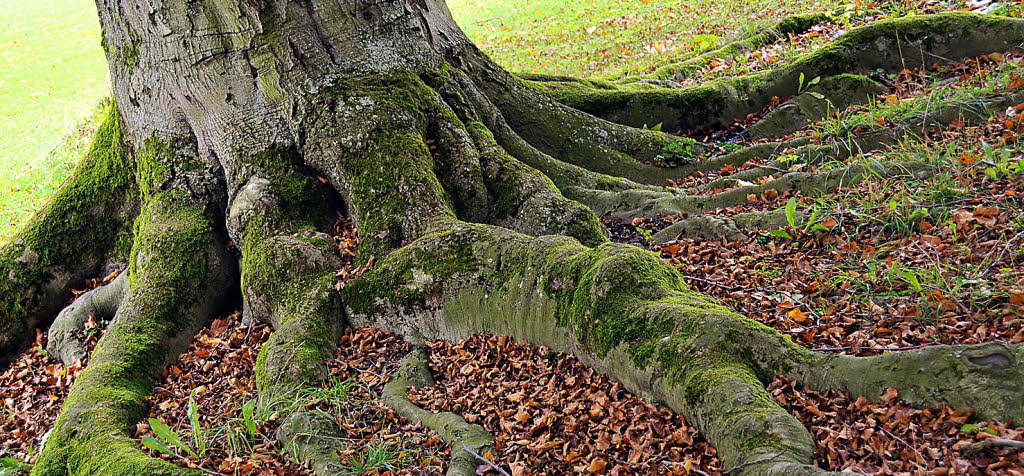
[0,108,137,364]
[341,222,1022,475]
[34,189,237,475]
[46,272,128,365]
[382,348,495,476]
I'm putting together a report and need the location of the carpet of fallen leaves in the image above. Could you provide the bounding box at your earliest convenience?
[770,376,1024,474]
[138,311,314,475]
[328,328,450,475]
[408,334,721,476]
[0,330,85,463]
[137,312,449,475]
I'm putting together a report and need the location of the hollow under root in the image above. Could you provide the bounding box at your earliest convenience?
[46,272,128,365]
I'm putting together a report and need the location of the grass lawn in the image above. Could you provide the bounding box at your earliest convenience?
[450,0,843,77]
[0,0,108,244]
[0,0,846,242]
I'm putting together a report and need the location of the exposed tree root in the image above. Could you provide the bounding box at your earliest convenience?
[13,3,1024,474]
[0,110,137,364]
[382,348,494,476]
[344,222,1023,475]
[46,272,128,365]
[527,12,1024,131]
[34,189,237,475]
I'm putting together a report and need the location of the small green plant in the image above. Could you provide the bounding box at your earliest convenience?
[0,457,32,476]
[769,197,800,240]
[654,138,703,167]
[797,72,820,94]
[187,391,209,457]
[241,399,258,441]
[712,141,743,155]
[981,143,1023,180]
[142,417,199,460]
[635,227,654,244]
[340,441,405,474]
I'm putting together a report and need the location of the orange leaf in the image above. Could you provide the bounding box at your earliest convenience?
[788,308,809,324]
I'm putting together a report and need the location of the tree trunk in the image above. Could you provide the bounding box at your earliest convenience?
[1,1,1022,474]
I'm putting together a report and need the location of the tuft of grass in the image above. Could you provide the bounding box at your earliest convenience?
[338,441,406,475]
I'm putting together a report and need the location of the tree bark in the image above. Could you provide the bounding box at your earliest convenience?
[1,1,1021,474]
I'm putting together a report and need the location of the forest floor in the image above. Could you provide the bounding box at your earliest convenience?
[4,0,1024,476]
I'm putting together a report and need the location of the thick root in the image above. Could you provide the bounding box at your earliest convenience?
[34,190,237,475]
[795,342,1024,424]
[341,222,1023,474]
[0,108,137,364]
[381,348,494,476]
[46,272,128,365]
[228,160,348,472]
[529,12,1024,131]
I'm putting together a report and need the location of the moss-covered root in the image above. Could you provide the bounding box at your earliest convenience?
[340,224,858,473]
[0,106,137,363]
[794,342,1024,425]
[382,348,495,476]
[464,121,608,247]
[530,12,1024,131]
[34,191,236,476]
[46,272,128,365]
[227,160,348,473]
[744,74,884,140]
[701,90,1024,193]
[580,160,927,219]
[449,51,685,186]
[650,209,797,244]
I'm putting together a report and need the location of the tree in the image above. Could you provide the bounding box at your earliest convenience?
[1,1,1021,474]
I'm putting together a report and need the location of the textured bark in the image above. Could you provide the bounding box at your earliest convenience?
[1,1,1020,475]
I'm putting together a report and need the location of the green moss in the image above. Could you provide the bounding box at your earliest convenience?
[34,185,215,476]
[0,102,137,354]
[118,38,141,71]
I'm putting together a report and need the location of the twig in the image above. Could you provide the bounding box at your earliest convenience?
[723,450,786,475]
[659,459,712,476]
[882,428,926,465]
[961,438,1024,456]
[462,442,510,476]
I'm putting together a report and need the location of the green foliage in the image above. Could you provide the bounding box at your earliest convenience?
[635,227,654,244]
[146,417,199,459]
[654,138,703,167]
[339,441,406,474]
[0,457,32,476]
[187,391,208,457]
[797,72,821,93]
[241,400,258,441]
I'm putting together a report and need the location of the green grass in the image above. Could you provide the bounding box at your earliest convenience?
[450,0,843,77]
[0,0,108,244]
[0,0,847,242]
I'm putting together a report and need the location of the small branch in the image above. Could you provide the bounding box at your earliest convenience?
[462,442,510,476]
[961,438,1024,456]
[723,450,786,475]
[882,428,926,465]
[660,459,712,476]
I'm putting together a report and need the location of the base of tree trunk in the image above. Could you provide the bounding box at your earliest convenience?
[2,3,1022,475]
